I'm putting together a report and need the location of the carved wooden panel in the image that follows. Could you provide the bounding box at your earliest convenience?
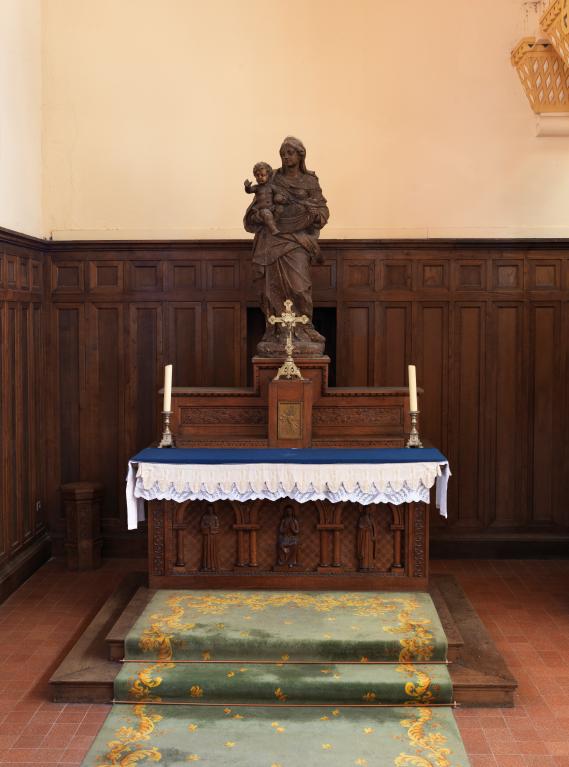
[56,306,82,487]
[129,304,163,451]
[490,303,527,528]
[6,257,17,288]
[530,304,560,525]
[493,261,523,291]
[169,262,201,291]
[376,303,410,386]
[454,261,486,291]
[206,261,239,291]
[128,262,163,291]
[343,261,375,291]
[152,498,421,589]
[382,262,411,291]
[206,302,241,386]
[87,304,125,520]
[450,304,485,526]
[338,304,372,386]
[530,260,561,289]
[311,261,337,292]
[421,262,448,290]
[88,262,123,292]
[52,262,84,293]
[169,303,202,387]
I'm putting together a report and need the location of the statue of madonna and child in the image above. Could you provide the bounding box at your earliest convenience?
[243,136,329,357]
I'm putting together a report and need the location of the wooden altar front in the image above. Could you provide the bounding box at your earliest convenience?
[147,356,432,590]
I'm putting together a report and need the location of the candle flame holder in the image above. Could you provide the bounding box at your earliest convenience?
[158,410,176,448]
[406,410,423,449]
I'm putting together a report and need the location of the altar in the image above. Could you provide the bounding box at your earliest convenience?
[127,445,449,591]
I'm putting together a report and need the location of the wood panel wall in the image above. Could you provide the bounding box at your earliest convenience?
[3,228,569,568]
[0,229,50,600]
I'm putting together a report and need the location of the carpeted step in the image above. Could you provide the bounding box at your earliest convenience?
[116,660,453,705]
[80,703,470,767]
[125,590,447,663]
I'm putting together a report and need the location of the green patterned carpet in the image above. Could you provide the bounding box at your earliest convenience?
[80,591,470,766]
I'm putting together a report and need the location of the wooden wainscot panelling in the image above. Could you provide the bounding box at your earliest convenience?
[529,303,562,526]
[529,259,562,290]
[6,234,569,562]
[311,259,337,294]
[128,303,163,451]
[55,305,83,487]
[342,257,375,292]
[206,260,239,291]
[31,260,42,291]
[449,303,486,528]
[375,303,411,386]
[0,229,50,602]
[381,261,412,291]
[416,303,449,488]
[88,261,124,293]
[206,302,242,386]
[492,260,523,291]
[337,303,373,386]
[86,303,125,524]
[419,262,449,290]
[167,261,201,292]
[128,261,163,292]
[6,256,18,289]
[488,302,528,528]
[168,302,203,387]
[453,260,487,291]
[52,261,84,294]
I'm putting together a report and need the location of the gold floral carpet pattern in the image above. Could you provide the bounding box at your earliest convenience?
[80,591,470,766]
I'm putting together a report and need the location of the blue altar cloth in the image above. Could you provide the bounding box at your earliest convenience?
[130,446,448,465]
[126,446,450,529]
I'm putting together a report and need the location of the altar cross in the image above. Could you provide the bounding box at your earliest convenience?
[268,299,309,380]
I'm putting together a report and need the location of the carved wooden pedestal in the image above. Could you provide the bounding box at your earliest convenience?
[62,482,103,570]
[148,498,429,590]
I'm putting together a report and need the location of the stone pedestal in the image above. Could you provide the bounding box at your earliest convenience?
[62,482,103,570]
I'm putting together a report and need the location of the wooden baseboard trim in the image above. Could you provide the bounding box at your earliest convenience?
[0,533,51,604]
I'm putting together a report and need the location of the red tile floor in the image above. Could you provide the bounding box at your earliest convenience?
[0,557,568,766]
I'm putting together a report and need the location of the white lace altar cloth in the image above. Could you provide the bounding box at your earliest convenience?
[126,460,450,530]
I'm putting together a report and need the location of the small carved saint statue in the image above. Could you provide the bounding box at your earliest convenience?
[276,504,300,567]
[200,504,220,572]
[356,508,377,572]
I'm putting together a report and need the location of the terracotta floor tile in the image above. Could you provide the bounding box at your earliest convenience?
[0,558,568,765]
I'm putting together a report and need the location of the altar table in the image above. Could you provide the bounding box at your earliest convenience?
[126,447,450,530]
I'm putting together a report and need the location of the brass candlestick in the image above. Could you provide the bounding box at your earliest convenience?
[158,410,175,448]
[406,410,423,448]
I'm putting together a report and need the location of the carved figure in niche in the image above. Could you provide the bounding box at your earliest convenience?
[357,508,377,572]
[276,505,300,566]
[200,505,220,572]
[244,162,286,236]
[244,136,330,357]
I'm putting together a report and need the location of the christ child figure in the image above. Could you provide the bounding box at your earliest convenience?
[244,162,286,235]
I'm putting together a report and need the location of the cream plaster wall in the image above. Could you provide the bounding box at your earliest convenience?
[0,0,42,237]
[41,0,569,240]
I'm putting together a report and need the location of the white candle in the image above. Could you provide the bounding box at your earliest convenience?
[408,364,418,412]
[163,364,173,412]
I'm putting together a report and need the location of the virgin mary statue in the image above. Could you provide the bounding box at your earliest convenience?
[244,136,329,357]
